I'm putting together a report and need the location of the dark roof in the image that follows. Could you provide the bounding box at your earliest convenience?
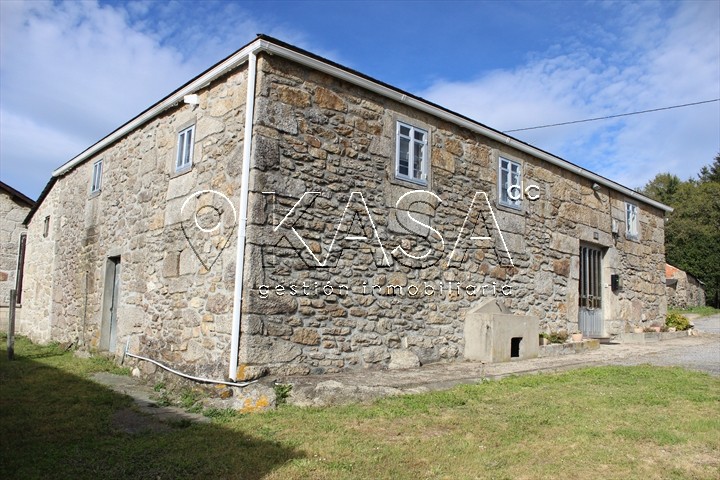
[0,180,36,208]
[23,177,55,225]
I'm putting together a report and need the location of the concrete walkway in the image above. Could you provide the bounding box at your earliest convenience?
[92,371,209,433]
[282,326,720,406]
[91,316,720,413]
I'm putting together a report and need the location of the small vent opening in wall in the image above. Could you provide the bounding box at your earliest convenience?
[511,337,522,358]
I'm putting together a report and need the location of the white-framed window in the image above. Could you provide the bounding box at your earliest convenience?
[90,159,103,193]
[396,121,428,184]
[625,202,639,239]
[175,125,195,172]
[498,156,522,209]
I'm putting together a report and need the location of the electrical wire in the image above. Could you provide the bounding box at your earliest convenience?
[504,99,720,133]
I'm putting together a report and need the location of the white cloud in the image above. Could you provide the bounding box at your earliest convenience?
[0,0,326,199]
[0,0,198,197]
[420,1,720,190]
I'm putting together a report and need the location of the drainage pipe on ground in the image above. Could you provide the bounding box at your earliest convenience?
[122,338,255,388]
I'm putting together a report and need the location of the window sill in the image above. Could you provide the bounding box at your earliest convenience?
[89,190,101,199]
[171,166,193,178]
[495,201,524,215]
[391,174,429,190]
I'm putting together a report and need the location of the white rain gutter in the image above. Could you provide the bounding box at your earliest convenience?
[229,47,259,381]
[122,338,255,387]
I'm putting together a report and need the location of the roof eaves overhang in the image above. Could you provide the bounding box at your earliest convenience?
[50,35,673,214]
[51,39,266,178]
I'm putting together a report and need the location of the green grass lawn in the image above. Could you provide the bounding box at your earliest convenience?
[669,306,720,318]
[1,335,719,480]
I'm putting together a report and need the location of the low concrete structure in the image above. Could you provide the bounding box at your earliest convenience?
[464,300,539,362]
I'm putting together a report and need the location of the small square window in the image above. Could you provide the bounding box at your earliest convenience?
[176,125,195,172]
[625,202,639,239]
[395,121,427,184]
[499,157,522,209]
[91,159,103,193]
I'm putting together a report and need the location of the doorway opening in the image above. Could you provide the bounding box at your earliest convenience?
[100,256,121,352]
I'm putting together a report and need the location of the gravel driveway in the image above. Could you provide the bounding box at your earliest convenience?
[610,314,720,376]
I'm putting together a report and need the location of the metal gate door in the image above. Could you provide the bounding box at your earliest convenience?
[578,245,604,337]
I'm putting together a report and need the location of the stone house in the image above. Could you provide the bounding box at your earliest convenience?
[0,181,34,329]
[20,35,671,382]
[665,264,705,308]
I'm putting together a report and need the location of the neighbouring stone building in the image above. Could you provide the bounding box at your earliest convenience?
[665,263,705,308]
[20,35,672,382]
[0,181,34,329]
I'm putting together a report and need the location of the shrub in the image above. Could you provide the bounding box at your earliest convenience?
[665,312,691,331]
[274,383,293,405]
[547,332,568,344]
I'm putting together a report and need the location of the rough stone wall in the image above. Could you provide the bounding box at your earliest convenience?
[666,266,706,308]
[0,190,32,328]
[20,51,668,381]
[22,66,249,378]
[239,54,667,377]
[19,193,55,342]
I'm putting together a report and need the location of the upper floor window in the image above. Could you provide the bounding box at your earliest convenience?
[43,216,50,238]
[396,121,427,184]
[90,159,103,194]
[625,202,639,239]
[498,156,522,209]
[176,125,195,172]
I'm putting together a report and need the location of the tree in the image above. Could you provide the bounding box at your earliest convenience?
[698,153,720,183]
[640,173,682,205]
[642,157,720,307]
[664,181,720,307]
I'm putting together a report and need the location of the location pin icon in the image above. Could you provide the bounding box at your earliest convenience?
[180,190,237,272]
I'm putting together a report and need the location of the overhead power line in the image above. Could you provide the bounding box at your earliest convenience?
[504,98,720,133]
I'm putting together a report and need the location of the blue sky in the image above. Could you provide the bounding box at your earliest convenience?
[1,0,718,200]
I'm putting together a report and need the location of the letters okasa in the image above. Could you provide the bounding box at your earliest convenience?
[257,188,540,297]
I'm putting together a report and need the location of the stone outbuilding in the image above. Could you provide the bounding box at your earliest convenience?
[20,35,672,382]
[0,181,34,329]
[665,263,705,308]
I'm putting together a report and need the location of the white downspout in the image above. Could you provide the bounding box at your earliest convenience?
[229,48,258,381]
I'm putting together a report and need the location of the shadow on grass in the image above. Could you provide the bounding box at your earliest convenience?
[0,344,304,480]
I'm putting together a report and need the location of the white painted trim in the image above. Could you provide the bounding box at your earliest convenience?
[174,124,195,173]
[498,156,522,210]
[395,121,428,185]
[90,159,103,194]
